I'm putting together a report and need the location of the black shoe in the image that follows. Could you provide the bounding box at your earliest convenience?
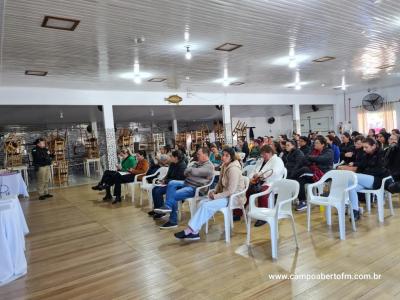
[254,220,267,227]
[233,215,241,222]
[387,182,400,194]
[148,210,156,216]
[153,213,166,220]
[44,194,53,198]
[296,201,307,211]
[39,195,47,200]
[92,184,102,191]
[103,195,112,201]
[154,205,172,214]
[350,210,360,222]
[112,197,122,205]
[174,230,200,240]
[160,221,178,229]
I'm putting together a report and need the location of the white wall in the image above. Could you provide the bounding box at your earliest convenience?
[337,85,400,132]
[300,107,334,134]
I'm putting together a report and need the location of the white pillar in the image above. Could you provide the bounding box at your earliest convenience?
[102,104,118,170]
[222,104,233,146]
[293,104,301,135]
[172,119,178,136]
[91,121,98,138]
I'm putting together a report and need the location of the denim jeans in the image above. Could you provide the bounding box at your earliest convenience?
[349,173,374,211]
[188,198,228,232]
[152,185,167,209]
[165,180,196,224]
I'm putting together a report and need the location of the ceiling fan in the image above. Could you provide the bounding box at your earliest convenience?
[362,93,384,111]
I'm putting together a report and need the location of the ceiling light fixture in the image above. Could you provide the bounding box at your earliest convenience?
[377,64,395,69]
[148,78,166,82]
[25,70,48,76]
[185,46,192,60]
[294,69,302,90]
[41,16,80,31]
[230,82,245,86]
[184,31,190,42]
[288,48,297,69]
[312,56,336,63]
[341,74,346,91]
[133,61,142,84]
[215,43,242,52]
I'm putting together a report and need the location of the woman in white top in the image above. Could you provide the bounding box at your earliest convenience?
[234,145,285,226]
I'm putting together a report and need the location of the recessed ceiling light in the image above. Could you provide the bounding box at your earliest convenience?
[215,43,243,52]
[148,78,166,82]
[312,56,336,63]
[321,83,326,87]
[41,16,80,31]
[230,82,245,86]
[185,76,190,80]
[25,70,48,76]
[377,64,395,69]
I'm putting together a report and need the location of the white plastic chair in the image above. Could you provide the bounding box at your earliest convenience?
[246,179,300,259]
[122,170,148,203]
[242,164,256,178]
[205,176,250,243]
[307,170,358,240]
[238,152,246,161]
[139,167,169,207]
[333,160,344,169]
[359,176,394,223]
[178,175,215,220]
[282,168,287,179]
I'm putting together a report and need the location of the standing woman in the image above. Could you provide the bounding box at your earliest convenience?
[174,147,245,240]
[32,138,53,200]
[349,137,390,221]
[92,148,136,191]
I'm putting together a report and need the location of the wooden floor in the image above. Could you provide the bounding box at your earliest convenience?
[1,185,400,300]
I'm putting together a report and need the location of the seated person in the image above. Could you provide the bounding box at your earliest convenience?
[295,136,333,211]
[299,136,311,156]
[248,138,262,160]
[284,140,305,179]
[377,133,389,150]
[174,147,245,240]
[146,154,170,182]
[349,137,391,221]
[340,132,354,164]
[154,147,214,229]
[149,150,187,219]
[338,135,366,171]
[103,150,149,204]
[209,143,222,167]
[326,135,340,164]
[92,148,136,191]
[385,134,400,193]
[234,145,285,227]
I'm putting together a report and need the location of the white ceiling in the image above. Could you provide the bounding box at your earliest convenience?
[2,0,400,93]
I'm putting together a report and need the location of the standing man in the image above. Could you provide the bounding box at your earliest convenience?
[32,138,53,200]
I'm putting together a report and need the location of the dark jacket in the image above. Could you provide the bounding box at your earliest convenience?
[357,149,390,189]
[306,147,333,174]
[242,141,250,161]
[284,149,305,179]
[352,148,366,167]
[340,141,355,164]
[384,143,400,181]
[165,160,187,183]
[31,147,52,170]
[300,145,311,156]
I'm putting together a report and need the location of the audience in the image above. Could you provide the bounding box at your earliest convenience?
[295,135,333,211]
[174,147,245,240]
[338,135,366,171]
[103,150,149,204]
[377,133,389,150]
[384,134,400,187]
[209,143,222,167]
[348,137,391,221]
[326,134,340,164]
[340,132,354,164]
[92,148,137,191]
[283,140,305,179]
[299,136,311,156]
[235,145,285,226]
[149,150,187,220]
[248,138,261,159]
[155,147,214,229]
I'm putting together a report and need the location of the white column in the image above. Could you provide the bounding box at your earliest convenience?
[102,104,118,170]
[222,104,233,146]
[91,121,98,138]
[172,119,178,136]
[293,104,301,135]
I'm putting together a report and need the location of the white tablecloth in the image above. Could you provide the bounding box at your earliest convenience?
[0,172,29,286]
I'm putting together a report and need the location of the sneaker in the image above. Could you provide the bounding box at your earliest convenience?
[154,205,172,214]
[153,213,166,220]
[160,221,178,229]
[295,201,307,211]
[39,195,47,200]
[350,209,360,222]
[233,215,241,222]
[148,210,156,216]
[254,220,267,227]
[174,230,200,240]
[44,194,53,198]
[103,195,112,201]
[92,184,102,191]
[112,197,122,205]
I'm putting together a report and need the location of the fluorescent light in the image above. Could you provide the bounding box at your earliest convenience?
[184,31,190,42]
[230,82,245,86]
[41,16,80,31]
[148,78,166,82]
[215,43,242,52]
[295,84,302,90]
[185,46,192,60]
[25,70,48,76]
[341,75,346,91]
[312,56,336,63]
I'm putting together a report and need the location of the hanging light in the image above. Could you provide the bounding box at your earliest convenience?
[133,61,142,84]
[222,67,229,86]
[341,74,346,91]
[185,46,192,60]
[294,69,302,90]
[288,47,297,69]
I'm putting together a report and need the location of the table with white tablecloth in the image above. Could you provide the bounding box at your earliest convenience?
[0,172,29,286]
